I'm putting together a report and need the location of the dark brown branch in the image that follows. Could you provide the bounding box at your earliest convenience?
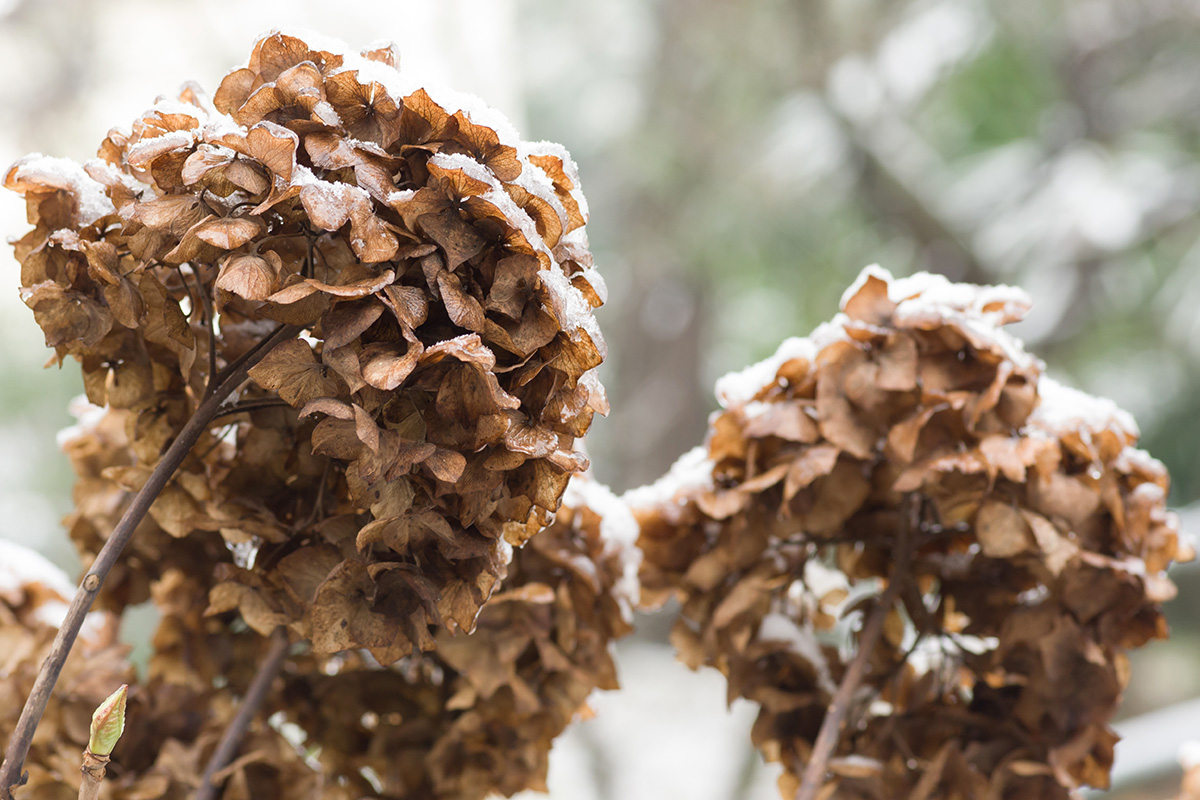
[205,323,297,401]
[195,627,290,800]
[794,502,918,800]
[794,578,903,800]
[0,324,301,800]
[303,225,316,280]
[191,266,218,394]
[209,398,294,424]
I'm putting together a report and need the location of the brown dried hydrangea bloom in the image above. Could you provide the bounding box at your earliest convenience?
[272,475,639,800]
[6,30,607,661]
[629,266,1187,799]
[0,543,348,800]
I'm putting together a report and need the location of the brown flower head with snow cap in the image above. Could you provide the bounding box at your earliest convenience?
[629,265,1187,799]
[6,29,608,663]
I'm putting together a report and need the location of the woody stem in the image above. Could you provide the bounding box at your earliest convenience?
[794,499,918,800]
[194,627,290,800]
[793,578,902,800]
[77,752,109,800]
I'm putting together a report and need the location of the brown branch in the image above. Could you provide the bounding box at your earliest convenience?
[77,752,109,800]
[195,627,290,800]
[209,397,294,424]
[793,578,903,799]
[795,501,919,800]
[205,323,297,402]
[0,324,301,800]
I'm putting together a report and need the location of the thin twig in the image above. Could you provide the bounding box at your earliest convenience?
[174,262,219,394]
[205,323,296,401]
[0,324,301,800]
[172,263,199,320]
[794,500,919,800]
[194,423,237,463]
[209,397,294,424]
[303,225,316,280]
[205,315,218,397]
[296,459,333,532]
[195,627,290,800]
[190,264,219,395]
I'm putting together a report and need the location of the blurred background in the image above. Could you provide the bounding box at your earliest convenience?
[1,0,1198,797]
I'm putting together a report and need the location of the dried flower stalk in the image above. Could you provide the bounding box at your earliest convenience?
[195,627,290,800]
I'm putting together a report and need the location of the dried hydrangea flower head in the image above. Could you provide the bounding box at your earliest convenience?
[629,266,1186,799]
[6,30,608,662]
[0,547,335,800]
[273,474,639,800]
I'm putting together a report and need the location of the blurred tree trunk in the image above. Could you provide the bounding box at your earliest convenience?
[592,0,715,491]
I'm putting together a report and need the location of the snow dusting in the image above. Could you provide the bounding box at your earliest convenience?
[0,538,109,641]
[124,129,196,169]
[513,158,570,232]
[623,445,715,512]
[1029,375,1140,439]
[293,163,371,220]
[9,154,115,225]
[846,265,1038,372]
[757,612,838,696]
[56,394,109,449]
[714,319,857,410]
[143,97,206,122]
[562,476,642,615]
[259,25,524,147]
[803,559,850,603]
[0,538,75,601]
[1115,445,1166,476]
[428,151,504,193]
[496,538,514,569]
[906,633,999,678]
[521,140,591,220]
[387,188,416,205]
[539,267,604,349]
[201,110,248,143]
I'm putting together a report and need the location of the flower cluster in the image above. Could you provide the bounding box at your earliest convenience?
[630,266,1186,798]
[0,543,338,800]
[6,30,607,663]
[0,474,637,800]
[274,474,638,799]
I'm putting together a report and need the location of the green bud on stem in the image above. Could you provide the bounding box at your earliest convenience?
[87,685,127,757]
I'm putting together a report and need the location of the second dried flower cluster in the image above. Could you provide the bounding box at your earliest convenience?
[630,267,1185,799]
